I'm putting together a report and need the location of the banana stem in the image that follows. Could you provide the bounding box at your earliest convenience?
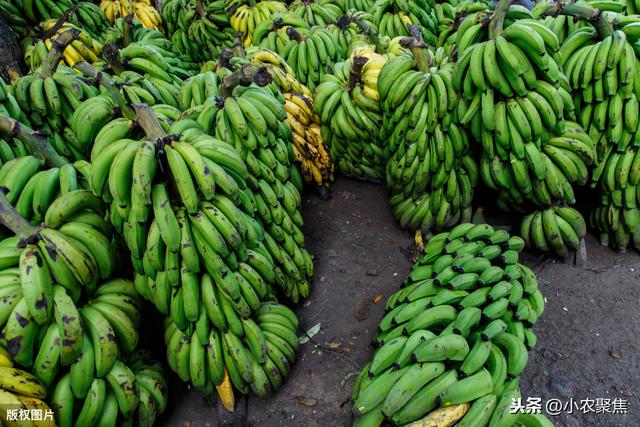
[41,4,78,41]
[560,3,613,38]
[220,64,272,99]
[347,56,368,91]
[0,115,69,168]
[74,61,136,121]
[354,17,387,53]
[0,190,36,239]
[134,104,168,140]
[400,36,431,73]
[102,42,126,75]
[123,15,135,47]
[232,32,245,58]
[41,29,78,77]
[195,0,206,18]
[489,0,515,39]
[286,27,305,42]
[218,48,233,71]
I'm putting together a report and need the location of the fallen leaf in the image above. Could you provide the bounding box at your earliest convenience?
[351,211,361,218]
[367,219,374,226]
[366,269,379,276]
[298,323,321,344]
[610,351,621,359]
[622,389,633,397]
[320,276,327,283]
[296,396,318,407]
[373,295,383,304]
[183,421,192,427]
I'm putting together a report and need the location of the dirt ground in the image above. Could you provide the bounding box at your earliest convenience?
[157,178,640,427]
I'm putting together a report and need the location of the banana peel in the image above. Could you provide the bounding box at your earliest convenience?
[216,369,235,412]
[404,403,470,427]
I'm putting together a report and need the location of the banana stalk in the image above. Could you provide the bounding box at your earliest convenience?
[74,60,136,121]
[0,115,68,168]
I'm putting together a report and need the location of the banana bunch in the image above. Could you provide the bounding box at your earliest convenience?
[251,13,310,52]
[278,26,344,91]
[521,206,587,257]
[338,0,374,11]
[285,92,334,192]
[229,0,288,45]
[245,47,313,97]
[12,64,99,136]
[211,85,315,302]
[101,0,164,31]
[479,123,595,210]
[315,49,387,183]
[164,0,235,62]
[386,128,477,233]
[27,278,142,389]
[0,348,56,427]
[0,185,117,287]
[38,20,104,67]
[562,27,638,158]
[377,41,477,233]
[161,0,196,34]
[0,139,31,173]
[370,0,438,44]
[352,223,550,426]
[16,0,75,24]
[177,70,221,111]
[433,1,487,56]
[0,241,123,369]
[590,199,640,251]
[68,94,119,157]
[70,2,113,41]
[118,39,193,82]
[0,0,30,36]
[325,15,362,56]
[50,349,169,427]
[454,8,598,218]
[163,301,299,397]
[288,0,344,26]
[0,78,30,126]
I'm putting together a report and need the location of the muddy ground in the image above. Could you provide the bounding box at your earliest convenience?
[157,178,640,427]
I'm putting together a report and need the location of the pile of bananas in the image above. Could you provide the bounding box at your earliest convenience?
[379,38,477,235]
[352,223,553,427]
[0,346,57,426]
[316,46,387,182]
[163,301,299,397]
[100,0,164,31]
[228,0,287,45]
